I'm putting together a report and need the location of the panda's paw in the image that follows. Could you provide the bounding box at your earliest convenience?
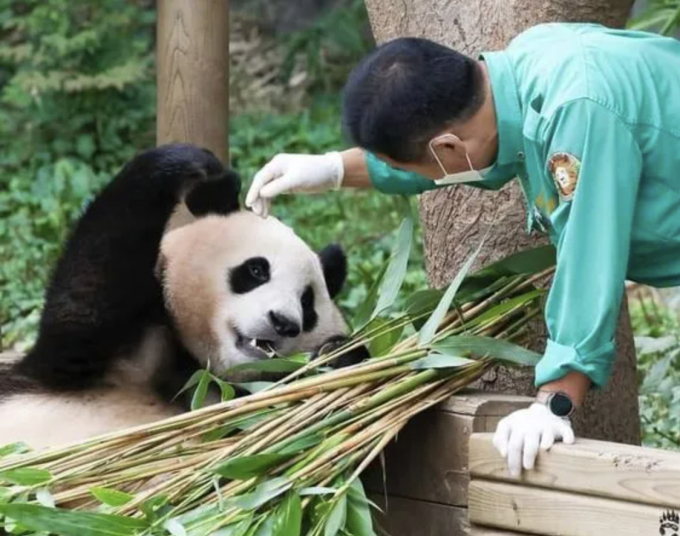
[313,336,370,369]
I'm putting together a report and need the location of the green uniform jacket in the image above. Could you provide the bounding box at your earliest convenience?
[366,23,680,389]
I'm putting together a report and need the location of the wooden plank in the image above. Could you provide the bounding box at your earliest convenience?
[156,0,230,162]
[470,433,680,509]
[369,493,470,536]
[363,392,530,506]
[469,480,670,536]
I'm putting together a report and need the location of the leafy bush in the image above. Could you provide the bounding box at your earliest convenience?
[629,295,680,451]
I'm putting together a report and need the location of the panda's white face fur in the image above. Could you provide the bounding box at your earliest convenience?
[159,212,348,375]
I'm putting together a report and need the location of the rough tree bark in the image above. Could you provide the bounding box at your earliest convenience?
[363,0,641,445]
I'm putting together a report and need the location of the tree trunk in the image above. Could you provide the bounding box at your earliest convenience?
[363,0,641,445]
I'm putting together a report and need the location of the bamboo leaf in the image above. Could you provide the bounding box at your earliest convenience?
[0,467,52,486]
[191,371,212,411]
[468,244,556,280]
[0,443,29,459]
[324,495,347,536]
[212,377,236,402]
[345,480,376,536]
[433,335,541,366]
[227,359,304,374]
[273,492,301,536]
[213,454,291,480]
[366,318,404,357]
[210,515,254,536]
[0,504,146,536]
[410,354,475,370]
[173,370,206,401]
[418,238,486,346]
[234,382,276,394]
[354,263,389,329]
[35,488,55,508]
[299,487,336,496]
[464,289,544,328]
[404,289,443,329]
[227,478,292,511]
[372,216,413,319]
[90,487,134,507]
[253,516,274,536]
[164,518,187,536]
[276,433,323,455]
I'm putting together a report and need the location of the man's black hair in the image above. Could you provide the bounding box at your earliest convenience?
[341,37,485,163]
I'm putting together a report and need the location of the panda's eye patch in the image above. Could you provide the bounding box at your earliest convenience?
[230,257,270,294]
[301,285,318,332]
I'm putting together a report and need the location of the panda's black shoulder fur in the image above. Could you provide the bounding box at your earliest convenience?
[15,144,242,393]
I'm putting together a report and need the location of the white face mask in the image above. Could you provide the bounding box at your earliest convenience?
[428,134,491,186]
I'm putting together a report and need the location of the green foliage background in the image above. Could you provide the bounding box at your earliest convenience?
[0,0,678,450]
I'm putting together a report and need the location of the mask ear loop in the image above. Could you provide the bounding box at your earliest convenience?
[428,138,451,178]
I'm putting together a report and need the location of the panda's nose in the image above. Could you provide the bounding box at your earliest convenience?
[269,311,301,338]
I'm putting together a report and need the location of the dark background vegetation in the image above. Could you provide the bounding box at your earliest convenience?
[0,0,678,449]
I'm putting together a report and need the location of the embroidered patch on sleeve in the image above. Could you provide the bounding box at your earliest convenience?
[547,152,580,201]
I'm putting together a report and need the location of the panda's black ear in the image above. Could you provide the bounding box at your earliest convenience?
[318,244,347,299]
[185,169,242,217]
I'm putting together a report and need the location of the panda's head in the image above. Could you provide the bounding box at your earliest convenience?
[159,212,354,375]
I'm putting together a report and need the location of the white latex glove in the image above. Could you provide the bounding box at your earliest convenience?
[245,152,345,218]
[492,402,575,477]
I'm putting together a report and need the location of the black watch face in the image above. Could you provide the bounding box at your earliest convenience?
[549,394,573,417]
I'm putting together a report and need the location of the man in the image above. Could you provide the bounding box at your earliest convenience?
[245,22,680,477]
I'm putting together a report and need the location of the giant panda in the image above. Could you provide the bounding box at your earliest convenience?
[0,144,367,450]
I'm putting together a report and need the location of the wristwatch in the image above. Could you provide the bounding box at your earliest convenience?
[536,390,575,418]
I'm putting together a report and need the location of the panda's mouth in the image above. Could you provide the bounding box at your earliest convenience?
[235,331,277,359]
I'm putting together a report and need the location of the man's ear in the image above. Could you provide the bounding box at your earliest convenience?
[318,244,347,299]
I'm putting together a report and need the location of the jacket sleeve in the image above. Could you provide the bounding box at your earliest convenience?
[535,98,643,389]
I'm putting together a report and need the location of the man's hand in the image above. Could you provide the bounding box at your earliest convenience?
[245,152,345,218]
[492,402,574,477]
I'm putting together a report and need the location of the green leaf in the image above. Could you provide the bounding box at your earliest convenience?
[89,487,134,507]
[418,238,486,346]
[410,354,475,370]
[234,382,276,394]
[191,371,212,411]
[210,516,254,536]
[433,335,541,367]
[324,495,347,536]
[164,518,187,536]
[0,504,146,536]
[463,289,544,329]
[354,263,389,329]
[213,454,291,480]
[173,370,206,401]
[0,468,52,486]
[0,443,29,459]
[366,318,404,357]
[273,492,301,536]
[276,433,323,455]
[253,516,274,536]
[641,352,676,395]
[299,487,336,496]
[227,478,292,511]
[227,359,304,374]
[372,216,413,319]
[345,480,376,536]
[35,488,55,508]
[468,244,556,281]
[213,377,236,402]
[404,289,444,329]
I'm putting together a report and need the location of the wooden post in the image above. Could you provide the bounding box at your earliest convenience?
[156,0,230,163]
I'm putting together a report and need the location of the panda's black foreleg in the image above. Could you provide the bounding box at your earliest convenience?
[17,144,238,392]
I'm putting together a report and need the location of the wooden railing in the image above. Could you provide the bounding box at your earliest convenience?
[363,390,680,536]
